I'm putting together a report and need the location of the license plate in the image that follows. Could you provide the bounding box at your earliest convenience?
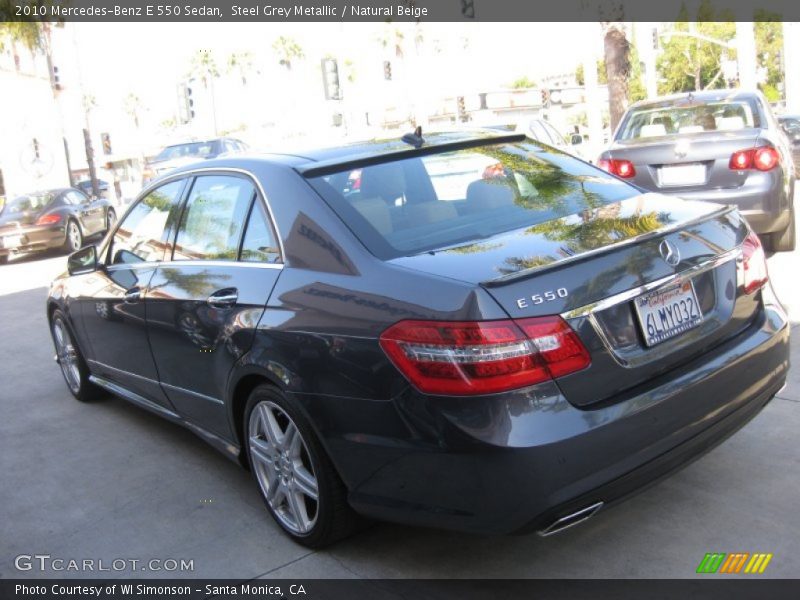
[1,235,22,248]
[634,281,703,347]
[659,164,706,186]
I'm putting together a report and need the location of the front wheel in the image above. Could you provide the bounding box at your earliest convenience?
[245,385,360,548]
[51,310,104,402]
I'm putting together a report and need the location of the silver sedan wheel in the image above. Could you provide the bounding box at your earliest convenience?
[53,318,81,394]
[248,400,319,534]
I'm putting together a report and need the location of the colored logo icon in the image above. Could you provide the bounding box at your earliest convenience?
[696,553,773,574]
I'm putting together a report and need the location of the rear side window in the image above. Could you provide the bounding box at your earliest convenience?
[173,175,254,261]
[109,180,184,264]
[240,202,281,263]
[619,98,761,140]
[309,141,636,259]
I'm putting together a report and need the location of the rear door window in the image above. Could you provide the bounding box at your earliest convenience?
[240,202,281,263]
[172,175,254,261]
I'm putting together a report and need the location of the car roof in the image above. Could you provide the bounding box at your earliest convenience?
[266,130,526,176]
[627,89,763,111]
[160,129,528,182]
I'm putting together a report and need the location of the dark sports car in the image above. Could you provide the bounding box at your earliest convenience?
[598,90,796,253]
[47,130,789,547]
[0,187,116,263]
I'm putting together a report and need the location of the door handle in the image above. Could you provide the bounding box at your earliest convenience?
[123,287,141,303]
[207,288,238,308]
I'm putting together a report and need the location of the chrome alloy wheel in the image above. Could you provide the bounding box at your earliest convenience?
[53,318,81,394]
[248,400,319,534]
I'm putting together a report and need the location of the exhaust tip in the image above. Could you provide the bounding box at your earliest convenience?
[538,501,604,537]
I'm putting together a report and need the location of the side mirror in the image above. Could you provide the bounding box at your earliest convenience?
[68,245,97,275]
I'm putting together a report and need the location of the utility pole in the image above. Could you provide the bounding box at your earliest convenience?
[735,22,757,91]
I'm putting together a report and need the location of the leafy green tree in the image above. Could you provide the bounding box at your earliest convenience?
[509,76,536,89]
[754,14,783,101]
[575,60,608,86]
[272,36,304,70]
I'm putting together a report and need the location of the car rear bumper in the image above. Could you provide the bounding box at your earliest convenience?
[298,289,789,535]
[0,225,65,256]
[658,172,791,234]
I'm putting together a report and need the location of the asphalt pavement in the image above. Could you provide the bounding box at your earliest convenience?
[1,245,798,580]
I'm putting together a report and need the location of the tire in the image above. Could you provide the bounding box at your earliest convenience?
[244,384,359,548]
[105,209,116,233]
[63,219,83,253]
[50,309,104,402]
[766,207,796,253]
[0,255,8,265]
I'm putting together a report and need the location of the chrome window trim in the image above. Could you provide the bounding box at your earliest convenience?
[561,245,742,320]
[157,259,284,270]
[113,166,286,265]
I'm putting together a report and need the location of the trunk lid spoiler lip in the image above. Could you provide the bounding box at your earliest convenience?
[480,203,737,288]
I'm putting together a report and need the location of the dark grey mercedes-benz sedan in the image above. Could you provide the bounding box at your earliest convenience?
[598,90,796,253]
[47,130,790,547]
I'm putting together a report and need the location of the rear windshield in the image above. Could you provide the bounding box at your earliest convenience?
[308,142,637,259]
[619,99,761,140]
[3,192,54,214]
[155,141,218,161]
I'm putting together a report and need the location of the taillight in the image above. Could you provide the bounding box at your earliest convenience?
[379,317,590,396]
[740,232,769,295]
[597,158,636,178]
[729,146,780,171]
[35,214,61,226]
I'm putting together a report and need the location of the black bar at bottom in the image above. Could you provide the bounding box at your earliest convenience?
[2,579,799,600]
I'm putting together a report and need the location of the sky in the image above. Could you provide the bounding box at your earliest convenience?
[67,21,604,113]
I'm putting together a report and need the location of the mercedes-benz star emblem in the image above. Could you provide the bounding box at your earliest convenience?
[659,239,681,267]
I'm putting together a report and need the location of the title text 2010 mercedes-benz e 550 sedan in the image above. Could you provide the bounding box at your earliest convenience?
[47,131,790,547]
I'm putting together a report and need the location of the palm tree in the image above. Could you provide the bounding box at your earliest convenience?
[272,36,304,71]
[124,93,141,129]
[187,49,220,134]
[602,22,631,131]
[226,51,255,86]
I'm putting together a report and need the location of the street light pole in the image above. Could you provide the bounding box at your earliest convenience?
[735,22,757,91]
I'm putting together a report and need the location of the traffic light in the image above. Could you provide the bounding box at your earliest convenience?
[541,88,551,108]
[101,133,112,155]
[186,84,195,119]
[456,96,467,122]
[321,58,341,100]
[179,83,195,123]
[51,65,61,91]
[652,27,659,50]
[383,60,392,81]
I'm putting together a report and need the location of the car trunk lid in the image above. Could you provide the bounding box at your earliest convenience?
[390,192,755,407]
[607,130,761,193]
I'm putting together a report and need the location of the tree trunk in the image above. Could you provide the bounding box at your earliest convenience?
[83,128,100,198]
[604,24,630,132]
